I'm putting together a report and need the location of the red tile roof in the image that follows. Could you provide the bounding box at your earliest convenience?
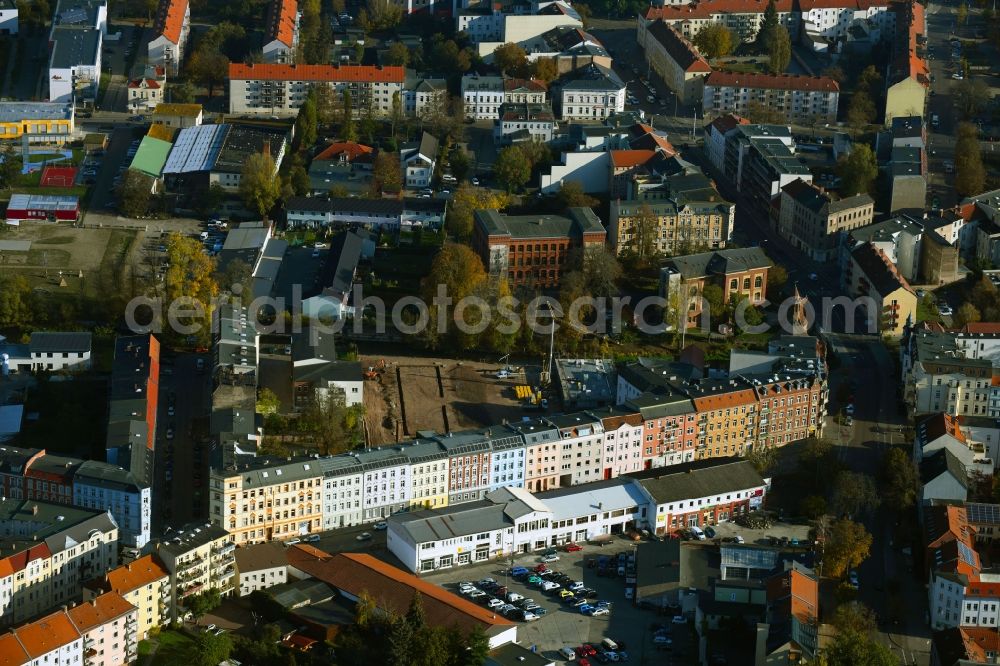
[799,0,885,9]
[285,547,516,636]
[11,611,80,659]
[961,323,1000,335]
[705,70,839,93]
[959,627,1000,662]
[67,592,136,633]
[610,149,657,168]
[228,63,405,83]
[708,113,750,135]
[128,78,161,89]
[645,0,794,21]
[153,0,189,45]
[267,0,298,48]
[919,412,967,445]
[504,78,548,93]
[694,388,758,412]
[97,555,170,595]
[4,544,51,573]
[0,634,28,666]
[313,141,375,162]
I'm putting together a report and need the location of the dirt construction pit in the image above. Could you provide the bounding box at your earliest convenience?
[362,356,529,446]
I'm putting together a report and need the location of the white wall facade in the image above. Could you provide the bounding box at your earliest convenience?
[560,86,625,121]
[238,565,287,596]
[0,7,18,34]
[462,76,504,120]
[73,482,151,549]
[488,447,527,491]
[362,463,411,520]
[322,471,364,529]
[601,421,645,478]
[539,151,609,194]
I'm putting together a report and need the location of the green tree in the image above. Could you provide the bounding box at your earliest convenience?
[354,590,376,628]
[767,26,792,74]
[294,92,318,150]
[222,257,253,296]
[406,591,426,629]
[170,79,195,103]
[299,394,362,455]
[954,79,991,119]
[766,263,788,300]
[747,446,776,474]
[846,89,876,132]
[164,233,218,345]
[532,57,559,83]
[833,471,880,517]
[957,1,968,24]
[826,602,898,666]
[464,625,491,666]
[446,184,511,239]
[118,170,154,218]
[955,122,986,197]
[0,275,34,329]
[800,494,827,519]
[240,152,281,223]
[754,0,780,53]
[423,243,487,303]
[701,284,726,325]
[184,588,221,618]
[882,447,917,510]
[366,0,403,29]
[0,143,21,190]
[385,41,410,66]
[745,100,787,124]
[568,245,623,300]
[692,23,733,59]
[449,146,471,183]
[493,42,528,76]
[187,43,229,98]
[837,144,879,196]
[555,180,599,209]
[288,164,311,197]
[257,388,282,416]
[342,90,357,142]
[388,618,414,665]
[823,519,873,578]
[628,202,659,266]
[190,631,232,666]
[494,145,531,192]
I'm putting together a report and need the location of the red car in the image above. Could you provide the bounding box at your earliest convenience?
[564,543,583,552]
[578,659,592,666]
[533,564,548,573]
[580,644,598,657]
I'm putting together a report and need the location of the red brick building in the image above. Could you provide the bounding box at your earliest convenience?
[660,247,772,328]
[753,376,826,449]
[472,208,607,288]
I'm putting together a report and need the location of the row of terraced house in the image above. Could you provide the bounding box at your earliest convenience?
[209,357,826,546]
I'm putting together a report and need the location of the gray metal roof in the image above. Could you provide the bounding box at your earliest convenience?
[537,477,646,522]
[157,522,230,556]
[664,247,772,280]
[390,486,546,543]
[628,458,766,504]
[0,497,116,555]
[29,331,92,354]
[0,102,74,123]
[72,459,145,492]
[49,26,100,68]
[475,207,604,240]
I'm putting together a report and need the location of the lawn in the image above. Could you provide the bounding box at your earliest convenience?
[26,152,69,164]
[16,377,109,461]
[146,629,197,666]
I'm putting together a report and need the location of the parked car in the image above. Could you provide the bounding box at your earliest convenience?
[356,532,372,541]
[541,581,561,592]
[564,542,583,552]
[540,553,560,563]
[373,521,388,530]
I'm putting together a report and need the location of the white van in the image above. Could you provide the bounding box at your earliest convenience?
[689,525,707,540]
[601,638,619,652]
[558,647,576,660]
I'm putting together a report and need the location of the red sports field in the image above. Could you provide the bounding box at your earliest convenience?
[39,166,78,188]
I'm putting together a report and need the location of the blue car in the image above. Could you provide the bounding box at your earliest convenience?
[510,566,529,578]
[579,604,594,614]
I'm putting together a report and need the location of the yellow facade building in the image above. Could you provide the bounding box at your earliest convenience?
[0,102,75,140]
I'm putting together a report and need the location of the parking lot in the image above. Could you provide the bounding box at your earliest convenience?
[424,539,695,665]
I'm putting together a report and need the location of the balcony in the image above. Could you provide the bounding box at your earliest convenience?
[213,554,236,568]
[213,542,236,555]
[176,558,201,573]
[126,615,137,629]
[84,638,95,648]
[179,583,205,599]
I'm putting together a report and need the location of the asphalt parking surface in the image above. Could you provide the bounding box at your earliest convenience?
[424,539,696,665]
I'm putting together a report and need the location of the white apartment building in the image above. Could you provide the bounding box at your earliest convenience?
[641,0,799,44]
[154,522,236,619]
[798,0,894,41]
[227,63,405,118]
[902,329,996,418]
[234,541,288,597]
[357,450,412,521]
[147,0,190,76]
[702,71,840,125]
[403,76,446,119]
[406,441,450,510]
[557,64,625,121]
[929,571,1000,630]
[209,459,323,544]
[387,487,553,573]
[549,413,606,486]
[600,411,645,478]
[72,461,151,549]
[4,610,83,665]
[488,434,528,492]
[462,75,504,120]
[262,0,299,63]
[28,332,92,372]
[539,478,649,544]
[401,132,438,189]
[0,499,119,626]
[319,457,364,530]
[495,103,556,145]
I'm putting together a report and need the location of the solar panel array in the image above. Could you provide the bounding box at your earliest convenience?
[162,124,228,174]
[958,541,978,567]
[967,503,1000,525]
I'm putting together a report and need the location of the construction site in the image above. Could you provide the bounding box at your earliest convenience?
[360,354,536,446]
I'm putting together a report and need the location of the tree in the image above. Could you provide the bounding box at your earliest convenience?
[354,590,376,628]
[449,147,471,183]
[464,625,491,666]
[424,243,487,303]
[388,618,414,665]
[692,24,733,59]
[766,263,788,300]
[767,26,791,74]
[191,631,233,666]
[846,90,876,132]
[118,170,154,218]
[822,65,847,84]
[222,257,253,297]
[832,471,880,517]
[954,302,982,328]
[0,143,21,190]
[754,0,780,54]
[957,1,968,24]
[955,122,986,197]
[837,144,878,196]
[299,394,363,454]
[288,165,311,197]
[184,588,221,618]
[747,446,776,474]
[954,79,991,119]
[701,284,726,325]
[371,151,402,195]
[187,43,229,98]
[446,184,511,239]
[0,275,34,329]
[493,42,528,76]
[532,58,559,83]
[170,79,195,103]
[826,602,897,666]
[406,592,426,630]
[568,245,623,300]
[628,203,659,265]
[240,152,281,223]
[164,233,218,345]
[800,494,827,519]
[342,90,357,142]
[367,0,403,29]
[494,145,532,192]
[555,181,599,209]
[294,92,318,150]
[385,41,410,66]
[882,447,917,510]
[745,100,787,125]
[823,519,872,578]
